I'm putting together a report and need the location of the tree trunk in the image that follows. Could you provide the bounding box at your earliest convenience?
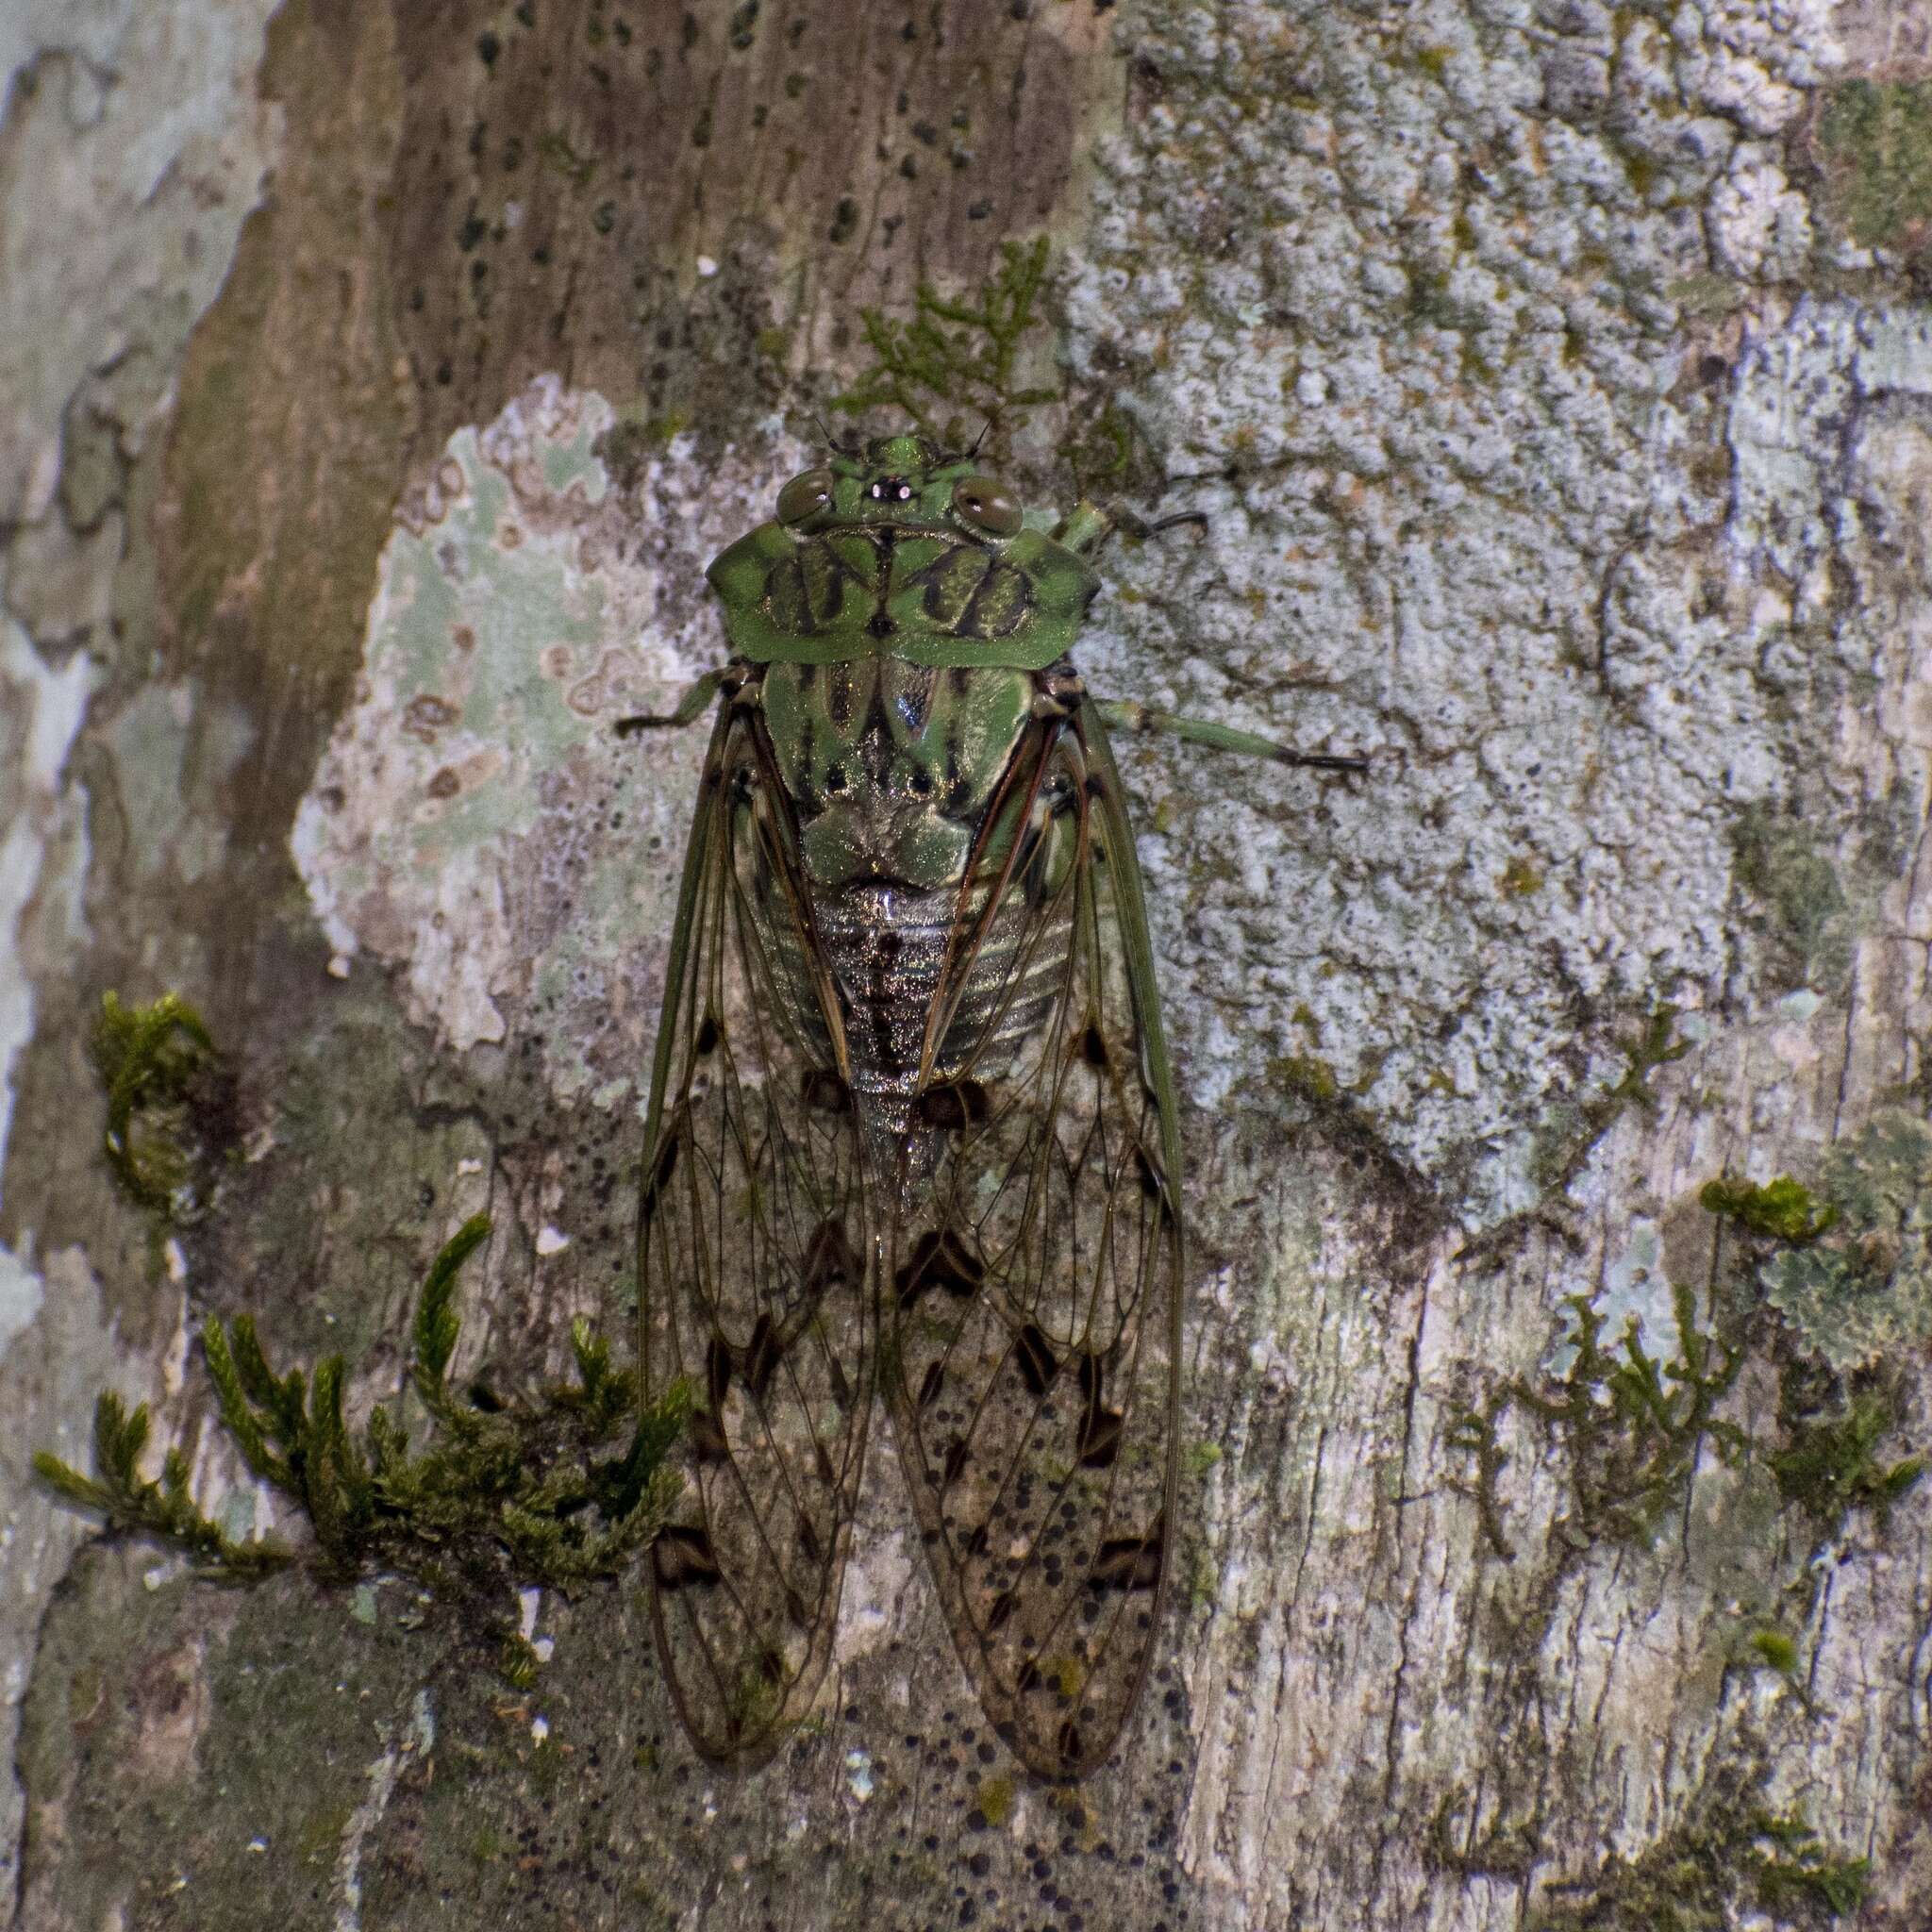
[3,2,1928,1926]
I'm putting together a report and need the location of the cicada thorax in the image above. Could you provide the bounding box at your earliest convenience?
[746,652,1085,1199]
[762,525,1040,643]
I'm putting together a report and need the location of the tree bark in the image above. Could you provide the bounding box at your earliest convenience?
[3,1,1928,1926]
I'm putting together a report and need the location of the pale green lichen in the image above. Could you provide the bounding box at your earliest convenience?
[1760,1111,1932,1373]
[1730,807,1854,993]
[1818,79,1932,251]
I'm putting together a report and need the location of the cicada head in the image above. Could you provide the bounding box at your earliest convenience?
[710,428,1100,671]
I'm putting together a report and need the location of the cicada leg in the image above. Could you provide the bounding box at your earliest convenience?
[1091,699,1368,774]
[615,669,728,738]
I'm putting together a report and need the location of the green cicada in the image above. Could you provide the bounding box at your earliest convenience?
[627,431,1360,1777]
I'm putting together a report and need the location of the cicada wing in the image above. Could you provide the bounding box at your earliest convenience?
[885,703,1183,1779]
[640,693,874,1767]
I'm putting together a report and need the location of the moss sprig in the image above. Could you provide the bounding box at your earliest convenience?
[90,991,224,1218]
[1452,1280,1745,1557]
[1700,1174,1838,1244]
[1770,1390,1924,1532]
[39,1216,688,1633]
[32,1391,288,1580]
[830,235,1059,453]
[1534,1801,1869,1928]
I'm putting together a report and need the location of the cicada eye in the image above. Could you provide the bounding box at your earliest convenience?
[777,468,836,526]
[951,475,1023,537]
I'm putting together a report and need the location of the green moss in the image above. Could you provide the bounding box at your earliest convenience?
[39,1214,689,1667]
[1064,398,1159,502]
[1524,1007,1691,1196]
[1270,1052,1340,1104]
[1699,1175,1837,1243]
[1619,147,1659,202]
[974,1774,1015,1826]
[468,1824,514,1865]
[1534,1801,1869,1927]
[1427,1788,1540,1880]
[1450,1278,1744,1557]
[1819,78,1932,249]
[90,991,226,1219]
[537,130,597,188]
[32,1390,288,1579]
[1497,857,1542,897]
[1666,274,1744,318]
[1770,1390,1924,1530]
[1744,1626,1800,1678]
[830,235,1059,455]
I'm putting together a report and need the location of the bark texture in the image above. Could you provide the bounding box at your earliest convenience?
[2,1,1929,1927]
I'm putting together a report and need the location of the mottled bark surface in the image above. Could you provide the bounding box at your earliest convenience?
[3,2,1929,1927]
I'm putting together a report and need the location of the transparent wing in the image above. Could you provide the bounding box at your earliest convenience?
[884,701,1182,1778]
[640,693,873,1767]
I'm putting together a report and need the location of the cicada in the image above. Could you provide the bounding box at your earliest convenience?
[627,431,1360,1777]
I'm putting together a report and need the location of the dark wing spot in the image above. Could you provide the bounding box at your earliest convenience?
[918,1361,945,1409]
[1058,1721,1085,1767]
[987,1591,1017,1631]
[1015,1323,1059,1396]
[786,1589,810,1628]
[1080,1022,1108,1069]
[1133,1144,1168,1201]
[695,1014,721,1056]
[911,1079,991,1131]
[1075,1353,1123,1466]
[1076,1404,1124,1470]
[826,1355,852,1409]
[1090,1522,1164,1593]
[1016,1657,1041,1693]
[814,1440,837,1487]
[640,1123,682,1217]
[742,1312,780,1400]
[804,1217,860,1290]
[652,1524,723,1591]
[800,1068,853,1113]
[966,1520,991,1557]
[689,1408,730,1464]
[797,1513,822,1561]
[941,1437,970,1487]
[895,1227,987,1307]
[707,1335,733,1412]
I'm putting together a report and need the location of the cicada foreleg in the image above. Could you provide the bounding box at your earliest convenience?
[615,668,729,738]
